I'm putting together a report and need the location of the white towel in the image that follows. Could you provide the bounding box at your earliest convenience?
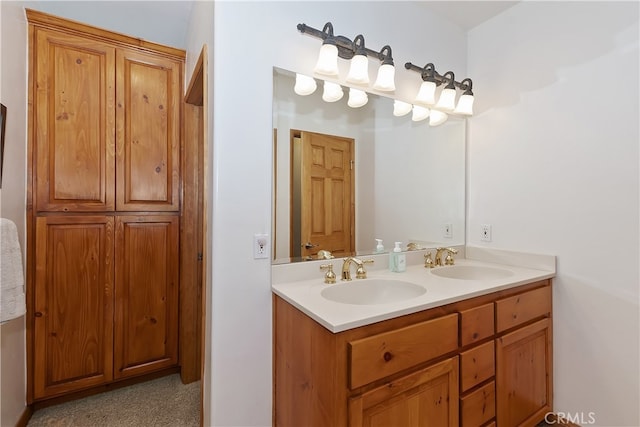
[1,218,26,323]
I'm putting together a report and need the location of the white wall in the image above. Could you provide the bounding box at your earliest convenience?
[0,2,28,426]
[210,2,466,425]
[467,2,639,426]
[184,3,214,426]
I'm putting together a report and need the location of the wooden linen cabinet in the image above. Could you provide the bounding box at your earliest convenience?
[27,10,186,401]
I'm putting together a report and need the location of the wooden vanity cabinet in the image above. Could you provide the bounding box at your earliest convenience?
[273,279,553,427]
[274,297,460,427]
[27,10,184,401]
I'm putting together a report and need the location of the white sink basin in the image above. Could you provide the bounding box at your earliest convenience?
[430,265,514,280]
[320,279,426,305]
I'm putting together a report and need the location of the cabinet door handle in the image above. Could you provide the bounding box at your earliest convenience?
[34,312,43,317]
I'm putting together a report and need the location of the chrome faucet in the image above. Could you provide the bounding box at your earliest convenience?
[341,257,374,281]
[435,247,458,266]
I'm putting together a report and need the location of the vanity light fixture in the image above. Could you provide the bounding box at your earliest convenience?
[405,61,475,116]
[412,105,430,122]
[347,88,368,108]
[393,100,412,117]
[313,23,339,76]
[346,35,370,85]
[322,81,344,102]
[372,45,396,91]
[294,73,317,96]
[454,78,474,115]
[435,72,457,111]
[298,22,396,92]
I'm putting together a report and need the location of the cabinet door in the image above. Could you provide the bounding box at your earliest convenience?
[34,28,116,212]
[34,216,114,399]
[349,357,459,427]
[115,49,181,211]
[496,318,552,427]
[114,215,179,378]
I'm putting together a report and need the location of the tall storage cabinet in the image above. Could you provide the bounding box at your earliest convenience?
[27,10,184,401]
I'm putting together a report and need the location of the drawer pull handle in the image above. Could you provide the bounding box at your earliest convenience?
[383,352,393,362]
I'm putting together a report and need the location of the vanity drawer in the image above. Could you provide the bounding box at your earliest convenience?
[460,340,495,392]
[496,285,551,332]
[460,303,494,347]
[461,381,495,427]
[348,313,458,389]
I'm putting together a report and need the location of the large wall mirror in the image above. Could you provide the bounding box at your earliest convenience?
[272,67,466,264]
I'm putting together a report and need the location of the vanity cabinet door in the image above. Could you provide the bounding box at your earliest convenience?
[349,357,459,427]
[496,318,552,427]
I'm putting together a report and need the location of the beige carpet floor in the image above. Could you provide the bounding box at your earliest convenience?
[28,374,200,427]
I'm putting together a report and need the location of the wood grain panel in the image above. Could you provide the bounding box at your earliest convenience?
[461,381,495,427]
[114,215,179,378]
[34,216,114,398]
[496,286,551,332]
[349,356,459,427]
[349,313,458,389]
[34,28,115,212]
[460,302,494,347]
[460,340,495,392]
[274,296,344,427]
[496,318,552,427]
[116,49,180,211]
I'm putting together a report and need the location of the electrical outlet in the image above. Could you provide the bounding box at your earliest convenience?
[481,224,492,242]
[253,233,269,259]
[443,223,453,238]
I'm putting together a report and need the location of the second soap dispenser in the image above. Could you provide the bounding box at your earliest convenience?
[389,242,407,272]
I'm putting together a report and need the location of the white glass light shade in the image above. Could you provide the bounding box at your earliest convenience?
[412,105,430,122]
[429,110,448,126]
[454,94,474,115]
[347,88,368,108]
[372,63,396,91]
[414,81,437,105]
[314,43,339,76]
[393,100,412,117]
[346,54,370,85]
[436,87,457,111]
[294,73,317,96]
[322,81,343,102]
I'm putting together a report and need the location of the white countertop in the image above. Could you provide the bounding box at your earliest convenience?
[272,247,556,333]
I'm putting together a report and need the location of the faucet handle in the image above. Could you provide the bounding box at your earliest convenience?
[320,264,336,284]
[424,252,434,268]
[355,259,374,279]
[444,247,458,265]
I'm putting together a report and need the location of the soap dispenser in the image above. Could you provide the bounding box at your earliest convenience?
[389,242,407,272]
[375,239,384,253]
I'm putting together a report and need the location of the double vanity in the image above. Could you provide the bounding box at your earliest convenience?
[272,246,555,427]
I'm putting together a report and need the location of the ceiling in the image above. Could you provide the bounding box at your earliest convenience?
[418,1,520,31]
